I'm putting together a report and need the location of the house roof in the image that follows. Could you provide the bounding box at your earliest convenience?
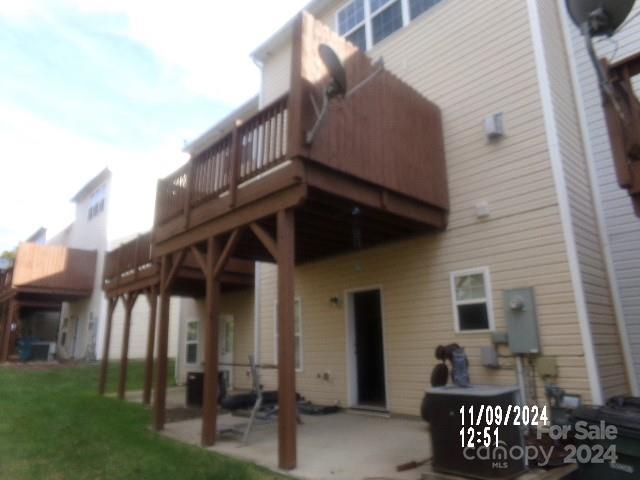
[183,96,260,157]
[25,227,47,244]
[250,0,332,62]
[70,168,112,203]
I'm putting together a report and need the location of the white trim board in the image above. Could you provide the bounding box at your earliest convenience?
[526,0,603,404]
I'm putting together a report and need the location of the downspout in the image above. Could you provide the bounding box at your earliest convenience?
[253,262,262,365]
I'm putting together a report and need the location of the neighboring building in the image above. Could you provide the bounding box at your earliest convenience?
[0,240,96,362]
[565,2,640,393]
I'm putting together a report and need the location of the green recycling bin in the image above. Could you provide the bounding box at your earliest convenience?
[570,397,640,479]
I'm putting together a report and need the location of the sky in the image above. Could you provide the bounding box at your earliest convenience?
[0,0,309,251]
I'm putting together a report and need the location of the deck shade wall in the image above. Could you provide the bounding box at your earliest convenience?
[288,12,448,210]
[12,243,97,295]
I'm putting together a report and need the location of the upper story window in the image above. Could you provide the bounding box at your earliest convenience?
[88,184,106,221]
[337,0,443,51]
[450,267,494,333]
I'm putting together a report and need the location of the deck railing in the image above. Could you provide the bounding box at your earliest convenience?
[156,94,289,225]
[103,232,153,286]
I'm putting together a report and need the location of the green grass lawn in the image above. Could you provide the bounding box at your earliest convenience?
[0,361,285,480]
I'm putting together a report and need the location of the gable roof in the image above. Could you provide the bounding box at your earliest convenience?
[250,0,333,62]
[70,168,111,203]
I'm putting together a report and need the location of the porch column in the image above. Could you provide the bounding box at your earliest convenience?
[143,286,158,405]
[118,293,138,400]
[99,297,118,395]
[201,237,221,446]
[277,209,297,470]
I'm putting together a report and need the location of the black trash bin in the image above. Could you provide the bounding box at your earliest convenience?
[571,398,640,479]
[186,372,204,407]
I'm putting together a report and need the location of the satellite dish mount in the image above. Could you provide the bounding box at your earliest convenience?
[566,0,636,119]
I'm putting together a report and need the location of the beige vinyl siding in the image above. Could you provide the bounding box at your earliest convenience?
[536,0,627,398]
[251,0,603,413]
[175,292,255,389]
[108,296,179,360]
[568,4,640,390]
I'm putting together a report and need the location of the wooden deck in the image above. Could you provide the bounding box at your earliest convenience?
[109,12,450,471]
[603,52,640,217]
[103,232,254,299]
[152,13,448,261]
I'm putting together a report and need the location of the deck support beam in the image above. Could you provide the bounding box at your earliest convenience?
[99,297,118,394]
[201,236,222,446]
[118,292,138,400]
[143,287,158,405]
[277,208,297,470]
[153,251,185,431]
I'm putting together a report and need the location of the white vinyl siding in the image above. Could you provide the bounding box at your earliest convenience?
[566,3,640,391]
[536,0,628,399]
[108,296,179,360]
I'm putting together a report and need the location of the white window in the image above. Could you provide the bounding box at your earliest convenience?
[450,267,494,332]
[185,320,199,365]
[336,0,443,51]
[273,298,303,372]
[88,184,106,221]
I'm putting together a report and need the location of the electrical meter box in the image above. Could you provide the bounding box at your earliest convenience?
[504,288,540,354]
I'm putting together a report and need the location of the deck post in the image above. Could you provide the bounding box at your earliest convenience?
[201,236,221,446]
[99,297,118,395]
[118,293,137,400]
[143,286,158,405]
[277,208,297,470]
[1,300,18,362]
[153,255,173,431]
[0,301,12,362]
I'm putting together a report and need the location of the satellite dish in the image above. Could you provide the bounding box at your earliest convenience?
[566,0,635,36]
[319,44,347,97]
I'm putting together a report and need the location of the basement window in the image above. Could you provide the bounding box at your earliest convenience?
[273,298,303,372]
[186,320,199,364]
[450,267,494,332]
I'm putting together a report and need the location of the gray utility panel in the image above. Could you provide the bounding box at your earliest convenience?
[504,288,540,354]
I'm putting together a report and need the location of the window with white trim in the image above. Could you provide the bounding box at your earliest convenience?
[274,298,303,372]
[450,268,494,332]
[185,320,199,364]
[336,0,444,50]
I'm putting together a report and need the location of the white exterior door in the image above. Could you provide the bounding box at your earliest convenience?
[219,315,234,389]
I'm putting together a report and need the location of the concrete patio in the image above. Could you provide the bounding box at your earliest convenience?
[158,410,575,480]
[116,387,574,480]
